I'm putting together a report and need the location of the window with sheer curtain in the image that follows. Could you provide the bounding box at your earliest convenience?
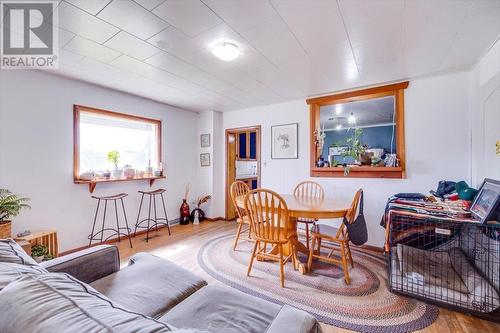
[74,105,161,178]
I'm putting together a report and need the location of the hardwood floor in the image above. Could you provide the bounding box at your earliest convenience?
[111,220,500,333]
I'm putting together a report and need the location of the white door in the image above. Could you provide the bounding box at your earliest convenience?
[482,86,500,180]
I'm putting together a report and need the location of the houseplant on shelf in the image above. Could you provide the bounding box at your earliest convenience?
[332,128,368,176]
[0,189,31,238]
[107,151,122,179]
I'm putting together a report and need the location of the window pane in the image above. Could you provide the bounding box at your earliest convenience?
[238,133,247,159]
[79,111,159,172]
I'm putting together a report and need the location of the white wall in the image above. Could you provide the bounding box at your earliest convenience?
[218,71,472,247]
[469,38,500,186]
[196,111,214,216]
[0,70,198,252]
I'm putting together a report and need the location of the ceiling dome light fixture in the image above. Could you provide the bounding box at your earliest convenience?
[212,42,240,61]
[348,112,356,124]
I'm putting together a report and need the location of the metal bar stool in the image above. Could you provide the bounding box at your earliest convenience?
[134,189,171,242]
[88,193,132,248]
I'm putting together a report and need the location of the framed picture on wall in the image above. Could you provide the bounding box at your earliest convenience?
[200,133,211,148]
[271,123,298,159]
[200,153,211,167]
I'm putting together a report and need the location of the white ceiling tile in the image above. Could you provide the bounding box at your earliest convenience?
[58,28,76,48]
[147,26,200,58]
[58,48,84,66]
[63,0,112,15]
[152,0,221,37]
[57,1,119,43]
[97,0,169,39]
[442,3,500,70]
[64,36,121,63]
[203,0,276,33]
[144,51,212,83]
[339,0,404,45]
[105,31,161,60]
[238,18,309,71]
[133,0,166,11]
[109,55,155,75]
[39,0,500,112]
[73,57,123,78]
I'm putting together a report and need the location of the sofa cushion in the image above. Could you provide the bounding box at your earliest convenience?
[91,252,207,318]
[0,262,47,290]
[0,272,208,333]
[264,305,321,333]
[160,285,281,333]
[0,239,38,266]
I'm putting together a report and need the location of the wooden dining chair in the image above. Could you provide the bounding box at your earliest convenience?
[244,189,296,288]
[293,181,325,249]
[230,181,251,250]
[307,189,363,285]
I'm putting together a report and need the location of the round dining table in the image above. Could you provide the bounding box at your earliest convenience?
[235,193,352,273]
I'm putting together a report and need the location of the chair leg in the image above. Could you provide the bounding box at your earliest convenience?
[146,195,152,243]
[114,200,120,242]
[340,242,350,285]
[247,223,252,239]
[153,194,158,231]
[89,199,101,247]
[279,244,285,288]
[247,241,259,276]
[100,201,108,243]
[121,198,132,248]
[134,194,144,237]
[233,221,244,251]
[160,193,171,235]
[346,241,354,268]
[307,236,316,271]
[305,225,310,249]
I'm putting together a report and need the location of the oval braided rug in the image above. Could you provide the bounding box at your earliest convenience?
[197,232,438,333]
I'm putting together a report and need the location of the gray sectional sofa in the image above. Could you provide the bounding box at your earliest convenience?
[0,239,321,333]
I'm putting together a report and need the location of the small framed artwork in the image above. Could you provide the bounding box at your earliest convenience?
[200,133,211,148]
[200,153,211,167]
[271,123,298,159]
[470,178,500,223]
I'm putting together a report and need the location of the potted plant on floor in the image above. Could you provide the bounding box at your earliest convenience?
[31,244,52,263]
[0,189,31,238]
[107,151,122,179]
[191,195,211,225]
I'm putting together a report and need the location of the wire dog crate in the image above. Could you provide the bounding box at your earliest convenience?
[388,211,500,321]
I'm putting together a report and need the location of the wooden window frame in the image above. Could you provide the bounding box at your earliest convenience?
[73,105,163,192]
[306,81,409,179]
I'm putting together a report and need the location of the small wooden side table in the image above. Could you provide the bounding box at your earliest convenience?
[15,230,58,257]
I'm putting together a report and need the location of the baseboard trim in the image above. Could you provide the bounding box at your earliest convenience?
[59,219,180,257]
[205,216,229,222]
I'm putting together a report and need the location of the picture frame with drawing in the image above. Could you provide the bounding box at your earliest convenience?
[200,153,211,167]
[271,123,298,159]
[200,133,210,148]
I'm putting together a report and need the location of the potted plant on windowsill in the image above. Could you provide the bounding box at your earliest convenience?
[107,151,122,179]
[0,189,31,238]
